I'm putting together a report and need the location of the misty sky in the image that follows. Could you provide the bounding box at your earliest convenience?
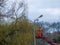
[28,0,60,22]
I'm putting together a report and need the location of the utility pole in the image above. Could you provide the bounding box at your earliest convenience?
[34,15,43,45]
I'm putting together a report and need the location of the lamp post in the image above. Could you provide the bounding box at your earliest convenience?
[34,15,43,45]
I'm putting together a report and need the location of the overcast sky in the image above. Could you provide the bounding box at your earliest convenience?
[28,0,60,23]
[0,0,60,23]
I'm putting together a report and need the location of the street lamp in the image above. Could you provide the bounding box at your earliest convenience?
[34,15,43,45]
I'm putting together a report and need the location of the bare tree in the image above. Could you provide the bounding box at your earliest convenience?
[0,0,27,24]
